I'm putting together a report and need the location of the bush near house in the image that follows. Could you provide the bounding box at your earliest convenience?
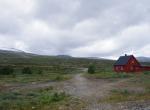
[88,64,96,74]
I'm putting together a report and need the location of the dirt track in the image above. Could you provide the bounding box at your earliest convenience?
[2,73,150,110]
[60,74,150,110]
[62,74,150,110]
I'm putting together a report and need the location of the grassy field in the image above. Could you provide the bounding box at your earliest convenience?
[98,73,150,103]
[0,66,76,84]
[84,72,134,79]
[0,53,150,110]
[0,54,114,85]
[0,86,85,110]
[0,63,86,110]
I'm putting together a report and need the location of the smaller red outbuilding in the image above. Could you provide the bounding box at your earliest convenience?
[114,54,150,73]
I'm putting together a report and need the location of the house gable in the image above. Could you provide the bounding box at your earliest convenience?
[127,56,141,66]
[114,55,141,72]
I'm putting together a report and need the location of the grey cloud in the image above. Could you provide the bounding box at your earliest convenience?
[0,0,150,58]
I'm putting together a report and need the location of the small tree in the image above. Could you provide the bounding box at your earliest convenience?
[0,66,14,75]
[88,64,96,74]
[37,69,43,74]
[22,67,32,74]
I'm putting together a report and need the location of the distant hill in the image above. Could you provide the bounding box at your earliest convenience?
[137,57,150,63]
[0,49,114,71]
[0,49,74,59]
[0,49,38,58]
[0,49,149,63]
[56,55,72,58]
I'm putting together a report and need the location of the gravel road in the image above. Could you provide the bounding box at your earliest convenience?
[2,72,150,110]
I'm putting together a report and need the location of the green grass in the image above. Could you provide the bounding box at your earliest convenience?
[100,74,150,103]
[129,74,150,90]
[85,72,133,79]
[0,87,66,110]
[0,66,77,84]
[100,89,150,103]
[0,72,72,84]
[0,87,85,110]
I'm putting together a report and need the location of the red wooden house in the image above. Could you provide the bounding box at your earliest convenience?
[114,54,150,73]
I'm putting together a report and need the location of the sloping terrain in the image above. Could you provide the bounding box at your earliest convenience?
[0,49,150,110]
[137,57,150,63]
[0,49,114,71]
[0,49,38,58]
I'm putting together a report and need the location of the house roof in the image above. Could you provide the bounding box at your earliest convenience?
[114,55,133,65]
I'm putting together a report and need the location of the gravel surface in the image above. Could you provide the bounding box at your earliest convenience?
[2,73,150,110]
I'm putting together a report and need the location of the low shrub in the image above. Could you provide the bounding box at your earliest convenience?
[22,67,32,74]
[51,92,66,102]
[88,64,96,74]
[54,76,62,81]
[116,73,132,78]
[40,92,67,104]
[144,71,150,75]
[101,88,150,103]
[0,66,14,75]
[37,70,43,74]
[0,89,69,110]
[85,72,133,79]
[111,89,130,95]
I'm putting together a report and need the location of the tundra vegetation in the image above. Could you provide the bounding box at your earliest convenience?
[0,55,150,110]
[88,64,96,74]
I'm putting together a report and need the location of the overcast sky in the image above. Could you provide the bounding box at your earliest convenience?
[0,0,150,59]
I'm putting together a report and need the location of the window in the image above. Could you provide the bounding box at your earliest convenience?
[131,60,135,64]
[116,67,118,70]
[121,66,123,70]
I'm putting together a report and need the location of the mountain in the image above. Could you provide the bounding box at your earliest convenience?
[0,49,114,70]
[1,49,149,63]
[0,49,38,58]
[137,57,150,63]
[56,55,72,58]
[0,47,25,52]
